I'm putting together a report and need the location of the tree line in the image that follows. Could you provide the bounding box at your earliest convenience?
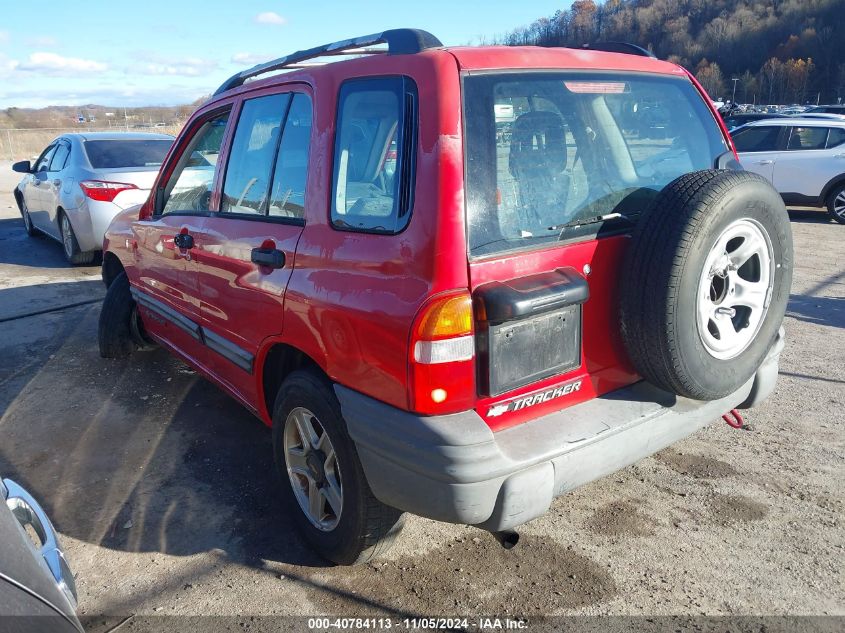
[495,0,845,105]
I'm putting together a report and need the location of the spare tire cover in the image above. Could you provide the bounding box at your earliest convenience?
[619,169,792,400]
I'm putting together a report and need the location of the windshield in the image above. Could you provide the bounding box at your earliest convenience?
[84,139,173,169]
[463,72,728,257]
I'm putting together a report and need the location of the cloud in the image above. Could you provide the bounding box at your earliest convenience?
[25,36,59,47]
[137,56,218,77]
[17,52,107,74]
[254,11,286,25]
[231,52,273,66]
[0,83,213,109]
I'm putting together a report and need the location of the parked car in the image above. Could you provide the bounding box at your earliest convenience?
[804,105,845,115]
[0,478,82,632]
[733,118,845,223]
[12,132,174,264]
[722,112,787,131]
[97,29,792,565]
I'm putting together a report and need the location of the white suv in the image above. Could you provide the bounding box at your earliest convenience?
[733,118,845,223]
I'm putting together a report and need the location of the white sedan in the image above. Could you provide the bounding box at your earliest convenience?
[13,132,174,264]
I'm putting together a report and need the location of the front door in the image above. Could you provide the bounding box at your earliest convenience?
[25,143,57,235]
[734,124,788,183]
[131,110,231,367]
[195,91,312,403]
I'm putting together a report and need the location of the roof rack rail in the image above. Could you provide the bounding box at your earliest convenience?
[214,28,442,96]
[580,42,656,59]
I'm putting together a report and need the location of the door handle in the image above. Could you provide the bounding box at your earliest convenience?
[756,160,774,165]
[834,154,845,159]
[173,233,194,249]
[52,179,61,186]
[251,247,285,269]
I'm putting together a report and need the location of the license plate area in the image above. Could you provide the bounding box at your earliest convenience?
[474,267,588,397]
[481,305,581,396]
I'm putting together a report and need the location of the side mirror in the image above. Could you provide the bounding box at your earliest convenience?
[12,160,32,174]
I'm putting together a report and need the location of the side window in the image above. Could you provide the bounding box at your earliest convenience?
[34,145,57,172]
[221,94,290,215]
[160,112,230,216]
[331,76,417,233]
[826,128,845,149]
[49,142,70,171]
[732,126,782,152]
[269,93,312,219]
[787,126,828,151]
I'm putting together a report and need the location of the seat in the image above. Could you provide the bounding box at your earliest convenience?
[508,111,569,231]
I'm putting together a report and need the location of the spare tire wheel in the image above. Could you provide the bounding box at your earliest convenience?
[619,169,792,401]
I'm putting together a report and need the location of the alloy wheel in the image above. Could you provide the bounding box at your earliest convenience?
[283,406,343,531]
[834,190,845,220]
[696,218,775,360]
[61,215,74,259]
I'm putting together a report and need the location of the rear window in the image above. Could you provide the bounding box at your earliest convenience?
[463,72,728,257]
[84,139,173,169]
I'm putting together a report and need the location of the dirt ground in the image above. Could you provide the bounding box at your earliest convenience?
[0,162,842,630]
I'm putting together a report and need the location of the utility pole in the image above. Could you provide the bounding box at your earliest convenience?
[731,77,739,103]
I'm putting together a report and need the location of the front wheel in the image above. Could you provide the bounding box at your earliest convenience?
[272,369,404,565]
[826,183,845,225]
[19,196,37,237]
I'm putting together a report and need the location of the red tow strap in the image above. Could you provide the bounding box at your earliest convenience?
[722,409,745,429]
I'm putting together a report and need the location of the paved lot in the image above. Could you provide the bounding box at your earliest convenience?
[0,163,842,628]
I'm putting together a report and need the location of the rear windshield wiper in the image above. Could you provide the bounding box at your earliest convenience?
[547,212,637,238]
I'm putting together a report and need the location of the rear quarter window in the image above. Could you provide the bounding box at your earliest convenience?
[331,76,417,234]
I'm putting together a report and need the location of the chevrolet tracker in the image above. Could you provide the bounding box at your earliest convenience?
[98,29,792,565]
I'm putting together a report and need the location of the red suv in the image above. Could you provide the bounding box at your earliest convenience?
[98,30,792,565]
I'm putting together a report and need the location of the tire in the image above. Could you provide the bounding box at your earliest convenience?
[59,212,96,265]
[98,271,155,358]
[619,169,793,401]
[272,369,404,565]
[17,194,37,237]
[826,182,845,225]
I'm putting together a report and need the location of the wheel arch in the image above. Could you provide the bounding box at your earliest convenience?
[820,173,845,205]
[13,188,24,212]
[256,342,329,425]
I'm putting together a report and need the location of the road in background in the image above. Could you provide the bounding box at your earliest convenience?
[0,161,842,626]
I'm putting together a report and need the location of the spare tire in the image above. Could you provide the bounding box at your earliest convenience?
[619,169,792,401]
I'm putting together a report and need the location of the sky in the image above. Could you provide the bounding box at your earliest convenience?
[0,1,569,109]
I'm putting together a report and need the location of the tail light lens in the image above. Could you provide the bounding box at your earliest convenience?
[79,180,138,202]
[409,292,476,414]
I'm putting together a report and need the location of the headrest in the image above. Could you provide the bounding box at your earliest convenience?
[508,110,567,178]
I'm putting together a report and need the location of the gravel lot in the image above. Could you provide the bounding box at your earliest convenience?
[0,162,842,630]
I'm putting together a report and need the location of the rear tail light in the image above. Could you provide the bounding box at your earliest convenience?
[79,180,138,202]
[409,293,476,414]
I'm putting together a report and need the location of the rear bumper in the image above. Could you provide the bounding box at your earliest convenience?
[337,328,784,531]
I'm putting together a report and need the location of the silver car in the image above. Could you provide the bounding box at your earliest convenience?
[12,132,174,265]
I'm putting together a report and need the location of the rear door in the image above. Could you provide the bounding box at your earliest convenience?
[462,71,731,430]
[42,139,71,229]
[130,110,231,366]
[194,89,312,402]
[772,126,843,199]
[734,124,788,183]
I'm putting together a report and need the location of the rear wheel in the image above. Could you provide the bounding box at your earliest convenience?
[272,369,404,565]
[826,183,845,225]
[60,212,96,265]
